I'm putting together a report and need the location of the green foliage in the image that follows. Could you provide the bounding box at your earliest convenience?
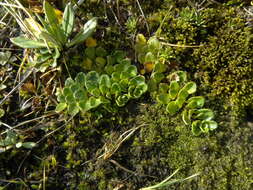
[0,109,4,118]
[9,1,97,70]
[135,34,164,74]
[83,46,108,72]
[56,62,147,116]
[0,130,36,153]
[156,71,217,135]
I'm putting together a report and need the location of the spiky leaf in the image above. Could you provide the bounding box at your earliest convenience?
[62,2,74,38]
[10,37,47,49]
[67,18,97,47]
[22,142,37,149]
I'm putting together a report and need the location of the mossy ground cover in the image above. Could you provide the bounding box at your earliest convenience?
[1,0,253,189]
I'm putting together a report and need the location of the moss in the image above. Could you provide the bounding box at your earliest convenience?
[192,9,253,118]
[121,103,253,189]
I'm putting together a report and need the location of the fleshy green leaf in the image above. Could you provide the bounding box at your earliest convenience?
[0,51,12,65]
[105,65,115,75]
[186,96,205,109]
[158,83,169,93]
[86,97,102,110]
[67,18,97,47]
[154,62,167,73]
[129,83,148,98]
[99,74,111,94]
[191,120,202,136]
[182,109,191,125]
[136,33,147,45]
[202,120,218,131]
[78,100,88,112]
[16,142,22,148]
[63,87,72,96]
[113,50,126,63]
[183,82,197,94]
[10,37,47,49]
[85,47,96,59]
[195,109,214,121]
[90,88,101,97]
[36,53,52,64]
[75,72,86,86]
[55,102,67,112]
[74,89,87,100]
[119,79,129,91]
[176,89,189,108]
[145,52,155,63]
[85,71,99,93]
[62,2,74,39]
[111,83,121,95]
[95,47,107,57]
[129,76,146,86]
[44,1,60,25]
[114,62,130,73]
[67,103,79,115]
[120,65,137,79]
[152,72,165,83]
[147,79,158,92]
[111,72,121,82]
[147,36,160,51]
[22,142,37,149]
[0,109,5,118]
[169,81,180,100]
[70,83,80,92]
[4,130,17,146]
[65,78,75,86]
[116,94,129,107]
[57,94,65,103]
[156,93,170,104]
[95,57,106,67]
[166,101,179,115]
[65,94,75,103]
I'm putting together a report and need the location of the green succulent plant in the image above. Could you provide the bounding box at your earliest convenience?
[0,130,36,153]
[135,34,170,94]
[8,1,97,70]
[56,62,147,116]
[156,71,217,135]
[135,34,165,74]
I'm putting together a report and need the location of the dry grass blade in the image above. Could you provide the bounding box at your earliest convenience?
[140,169,200,190]
[98,124,147,160]
[0,0,39,39]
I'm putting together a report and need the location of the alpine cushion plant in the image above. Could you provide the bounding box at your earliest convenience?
[56,62,148,116]
[9,1,97,69]
[156,71,218,135]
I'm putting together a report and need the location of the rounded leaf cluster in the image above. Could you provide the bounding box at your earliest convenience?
[156,71,217,135]
[56,63,148,115]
